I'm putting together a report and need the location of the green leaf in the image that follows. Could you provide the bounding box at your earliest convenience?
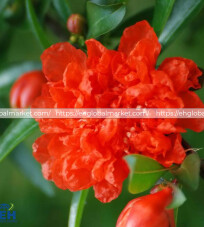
[10,143,54,196]
[125,154,168,194]
[152,0,175,36]
[124,0,154,21]
[67,0,87,15]
[167,183,186,209]
[159,0,204,48]
[52,0,71,23]
[171,152,200,190]
[87,2,126,38]
[0,61,41,96]
[68,189,89,227]
[0,119,38,162]
[109,7,153,49]
[0,19,12,56]
[112,7,153,37]
[38,0,52,19]
[26,0,51,50]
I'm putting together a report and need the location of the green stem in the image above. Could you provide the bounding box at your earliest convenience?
[68,189,89,227]
[174,207,179,226]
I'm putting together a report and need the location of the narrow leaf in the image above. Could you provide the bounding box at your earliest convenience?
[87,2,126,38]
[152,0,175,36]
[0,61,41,96]
[167,183,186,209]
[171,152,200,190]
[159,0,204,48]
[0,119,38,162]
[10,143,54,196]
[68,189,89,227]
[26,0,51,49]
[52,0,71,23]
[125,154,168,194]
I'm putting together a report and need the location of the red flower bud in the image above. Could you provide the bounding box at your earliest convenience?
[67,14,85,34]
[116,187,175,227]
[10,70,46,108]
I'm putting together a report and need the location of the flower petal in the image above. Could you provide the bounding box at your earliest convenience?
[118,20,161,67]
[85,39,106,68]
[159,57,202,92]
[93,180,122,203]
[177,91,204,132]
[41,42,86,82]
[33,134,53,163]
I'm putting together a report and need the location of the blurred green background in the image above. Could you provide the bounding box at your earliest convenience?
[0,0,204,226]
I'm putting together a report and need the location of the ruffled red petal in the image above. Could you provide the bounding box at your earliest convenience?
[177,91,204,132]
[85,39,106,68]
[93,180,122,203]
[41,42,86,82]
[118,20,161,67]
[33,134,53,163]
[157,134,186,167]
[159,57,202,92]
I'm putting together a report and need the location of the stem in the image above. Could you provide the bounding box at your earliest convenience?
[174,207,179,226]
[68,189,89,227]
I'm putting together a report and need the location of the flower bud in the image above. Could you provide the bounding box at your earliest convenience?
[116,187,175,227]
[67,14,85,34]
[10,70,46,108]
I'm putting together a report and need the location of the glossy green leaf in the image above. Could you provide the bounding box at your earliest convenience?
[159,0,204,48]
[167,183,186,209]
[0,61,41,96]
[26,0,51,49]
[125,154,168,194]
[52,0,71,23]
[87,2,126,38]
[152,0,175,36]
[171,152,200,190]
[10,143,54,196]
[0,119,38,162]
[68,189,89,227]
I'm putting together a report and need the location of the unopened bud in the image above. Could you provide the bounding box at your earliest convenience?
[67,14,85,34]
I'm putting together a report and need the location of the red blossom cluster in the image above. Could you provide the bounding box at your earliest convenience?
[32,20,204,203]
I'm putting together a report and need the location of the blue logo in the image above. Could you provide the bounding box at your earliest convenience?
[0,203,16,223]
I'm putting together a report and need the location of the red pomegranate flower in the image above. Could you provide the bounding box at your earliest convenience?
[116,186,175,227]
[32,20,204,203]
